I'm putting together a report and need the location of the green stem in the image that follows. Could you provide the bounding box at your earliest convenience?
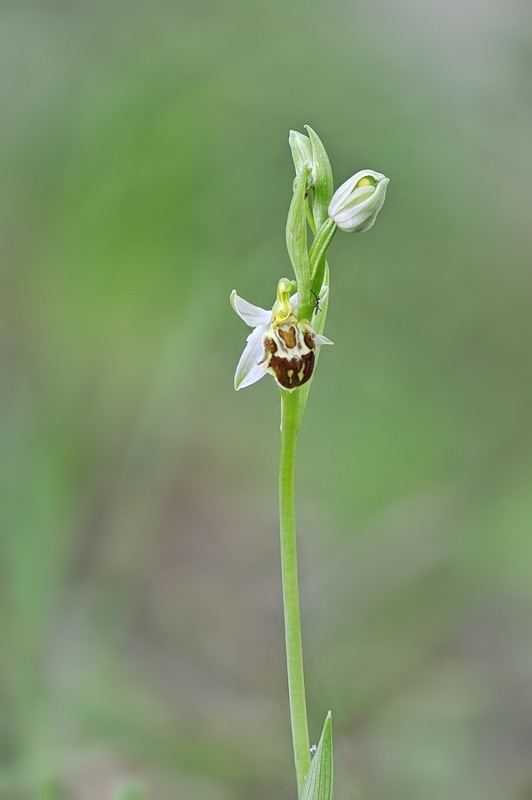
[305,201,317,236]
[279,390,310,794]
[299,217,336,321]
[310,217,336,285]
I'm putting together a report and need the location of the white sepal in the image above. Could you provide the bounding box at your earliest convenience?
[234,324,268,390]
[318,285,329,303]
[230,290,271,327]
[289,291,299,316]
[314,333,334,345]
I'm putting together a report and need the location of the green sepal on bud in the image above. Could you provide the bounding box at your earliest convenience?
[328,169,389,233]
[289,130,314,186]
[288,127,334,231]
[300,712,333,800]
[285,166,311,309]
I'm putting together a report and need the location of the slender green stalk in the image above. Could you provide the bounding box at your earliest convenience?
[309,218,336,283]
[305,202,317,236]
[279,389,310,794]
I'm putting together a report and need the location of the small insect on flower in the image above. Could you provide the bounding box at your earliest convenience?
[230,279,333,392]
[310,288,322,315]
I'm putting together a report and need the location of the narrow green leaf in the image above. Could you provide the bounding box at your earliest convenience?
[286,167,311,309]
[304,127,334,231]
[300,712,333,800]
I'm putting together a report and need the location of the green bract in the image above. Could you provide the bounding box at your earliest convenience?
[301,713,333,800]
[304,126,334,230]
[289,130,314,185]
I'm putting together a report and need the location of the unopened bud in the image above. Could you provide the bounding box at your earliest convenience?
[328,169,389,233]
[289,130,315,185]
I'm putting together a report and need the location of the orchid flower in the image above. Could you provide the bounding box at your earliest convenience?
[230,279,332,391]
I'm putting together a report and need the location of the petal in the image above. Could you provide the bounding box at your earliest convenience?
[314,333,334,345]
[318,284,329,302]
[234,325,269,390]
[292,286,328,316]
[290,291,299,315]
[230,290,271,327]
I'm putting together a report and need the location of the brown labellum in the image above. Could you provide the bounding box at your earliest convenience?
[261,323,316,391]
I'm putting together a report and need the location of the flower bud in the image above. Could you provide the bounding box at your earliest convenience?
[289,130,314,184]
[328,169,389,233]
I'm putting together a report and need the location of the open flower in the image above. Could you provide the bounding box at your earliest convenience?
[231,280,333,391]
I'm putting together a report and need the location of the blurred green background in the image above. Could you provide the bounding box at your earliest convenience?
[2,1,532,798]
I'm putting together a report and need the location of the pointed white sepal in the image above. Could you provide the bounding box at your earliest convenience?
[314,333,334,345]
[230,290,271,327]
[234,324,269,390]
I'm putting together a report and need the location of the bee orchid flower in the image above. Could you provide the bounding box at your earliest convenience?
[230,280,332,392]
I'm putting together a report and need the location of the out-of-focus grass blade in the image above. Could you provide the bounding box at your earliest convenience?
[300,712,333,800]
